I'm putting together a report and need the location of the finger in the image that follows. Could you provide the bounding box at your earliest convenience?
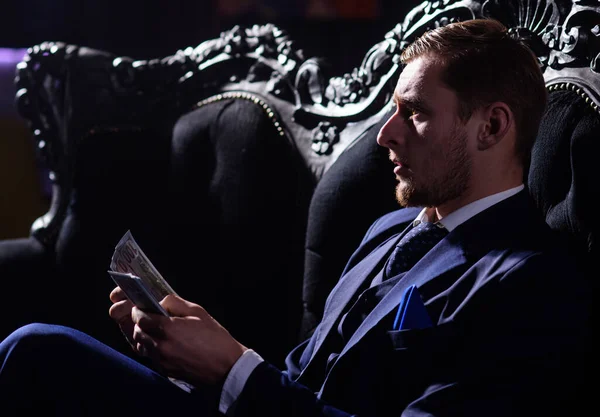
[136,343,147,357]
[131,306,166,339]
[133,324,156,346]
[109,299,134,323]
[110,286,127,303]
[161,294,206,318]
[133,326,159,359]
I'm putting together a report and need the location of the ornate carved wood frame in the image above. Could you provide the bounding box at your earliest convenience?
[13,0,600,246]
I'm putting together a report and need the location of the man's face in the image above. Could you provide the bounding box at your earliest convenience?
[377,54,474,208]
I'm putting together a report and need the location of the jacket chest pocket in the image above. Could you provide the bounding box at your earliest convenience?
[384,322,457,385]
[387,321,455,350]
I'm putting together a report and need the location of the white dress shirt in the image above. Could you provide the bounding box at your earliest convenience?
[218,184,525,415]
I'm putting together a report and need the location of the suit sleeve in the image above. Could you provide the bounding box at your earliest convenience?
[232,361,361,417]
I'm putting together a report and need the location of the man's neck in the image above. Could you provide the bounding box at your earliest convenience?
[432,184,524,231]
[435,178,524,220]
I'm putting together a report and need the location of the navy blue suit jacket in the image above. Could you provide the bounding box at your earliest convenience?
[234,191,591,417]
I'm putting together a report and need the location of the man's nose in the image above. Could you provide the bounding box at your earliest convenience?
[376,111,402,148]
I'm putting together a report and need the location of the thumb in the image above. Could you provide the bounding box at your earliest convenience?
[160,294,206,318]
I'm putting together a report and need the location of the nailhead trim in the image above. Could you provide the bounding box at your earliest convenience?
[195,92,286,137]
[547,83,600,114]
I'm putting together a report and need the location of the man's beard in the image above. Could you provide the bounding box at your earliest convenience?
[396,125,471,208]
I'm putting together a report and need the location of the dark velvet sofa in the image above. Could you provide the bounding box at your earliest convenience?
[0,0,598,368]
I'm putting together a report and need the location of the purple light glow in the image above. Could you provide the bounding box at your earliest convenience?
[0,48,26,116]
[0,47,52,198]
[0,48,26,117]
[0,48,27,65]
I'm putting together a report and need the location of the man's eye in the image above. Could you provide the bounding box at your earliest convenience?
[399,107,418,119]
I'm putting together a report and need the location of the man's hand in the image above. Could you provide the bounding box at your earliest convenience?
[108,286,136,350]
[131,294,248,386]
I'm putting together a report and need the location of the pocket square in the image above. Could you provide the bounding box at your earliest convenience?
[393,285,433,331]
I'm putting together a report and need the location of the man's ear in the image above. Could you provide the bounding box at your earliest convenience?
[477,102,512,151]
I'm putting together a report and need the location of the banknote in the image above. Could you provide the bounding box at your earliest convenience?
[110,230,177,302]
[108,271,170,316]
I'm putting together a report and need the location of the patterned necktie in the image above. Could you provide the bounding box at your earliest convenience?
[384,221,449,279]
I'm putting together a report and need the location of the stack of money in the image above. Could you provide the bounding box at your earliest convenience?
[109,230,177,302]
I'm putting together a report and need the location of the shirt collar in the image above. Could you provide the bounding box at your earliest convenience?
[413,184,524,231]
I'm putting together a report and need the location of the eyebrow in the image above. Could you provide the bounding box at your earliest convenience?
[393,94,432,114]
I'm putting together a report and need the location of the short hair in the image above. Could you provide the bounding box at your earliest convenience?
[401,19,547,165]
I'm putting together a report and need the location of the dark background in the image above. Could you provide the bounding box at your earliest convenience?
[0,0,418,74]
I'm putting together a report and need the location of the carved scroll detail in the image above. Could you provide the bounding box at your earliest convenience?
[545,1,600,71]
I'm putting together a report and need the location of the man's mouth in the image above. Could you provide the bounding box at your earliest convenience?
[392,158,409,170]
[391,158,411,177]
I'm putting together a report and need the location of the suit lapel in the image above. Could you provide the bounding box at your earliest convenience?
[339,238,467,357]
[298,228,408,379]
[314,238,468,395]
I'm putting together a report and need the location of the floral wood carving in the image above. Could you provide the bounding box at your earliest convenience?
[482,0,561,67]
[311,121,340,155]
[544,0,600,71]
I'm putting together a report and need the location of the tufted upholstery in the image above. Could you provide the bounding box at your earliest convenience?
[163,98,314,364]
[528,89,600,260]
